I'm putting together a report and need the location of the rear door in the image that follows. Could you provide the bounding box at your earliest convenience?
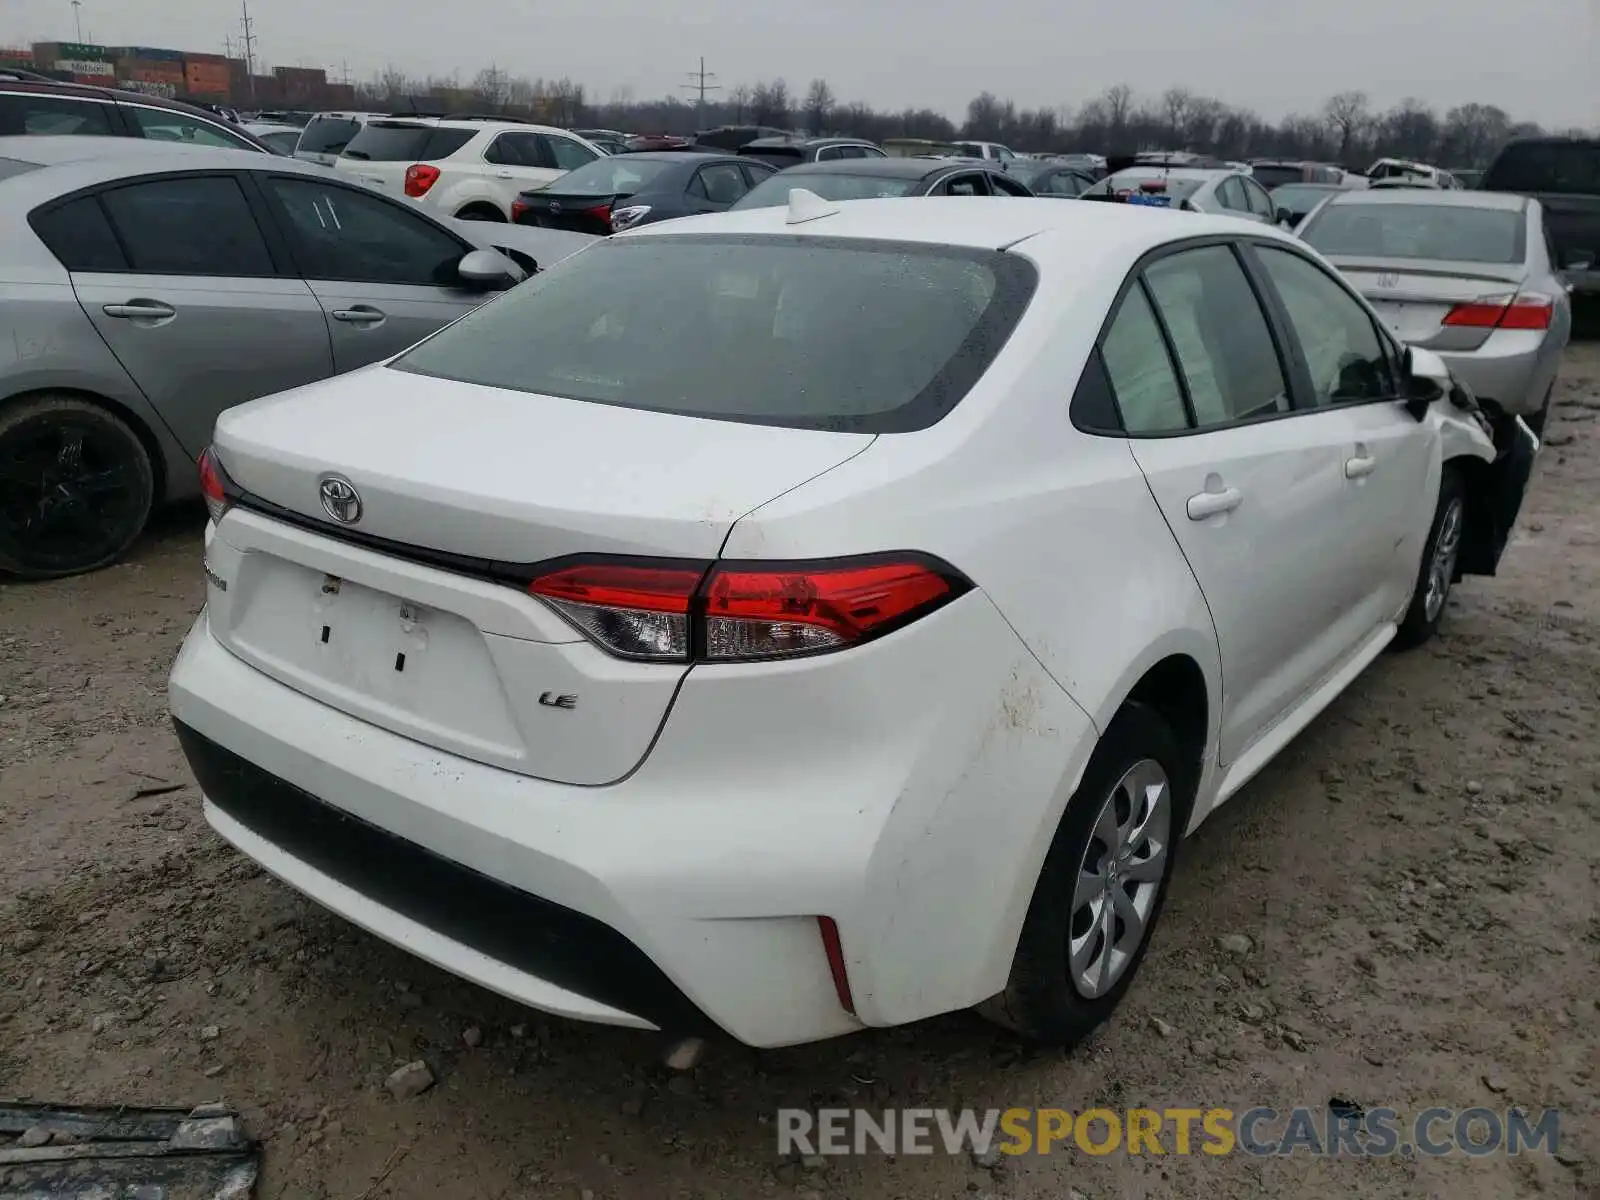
[0,89,121,137]
[257,173,485,371]
[689,161,754,211]
[49,173,331,455]
[1114,242,1368,764]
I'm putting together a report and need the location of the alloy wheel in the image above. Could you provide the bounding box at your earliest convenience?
[0,416,145,575]
[1423,497,1465,623]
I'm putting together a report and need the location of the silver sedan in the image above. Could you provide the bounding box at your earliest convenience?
[1297,188,1571,433]
[0,136,597,579]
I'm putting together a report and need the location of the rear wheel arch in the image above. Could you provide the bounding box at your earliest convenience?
[1121,654,1209,817]
[0,385,170,503]
[455,202,506,222]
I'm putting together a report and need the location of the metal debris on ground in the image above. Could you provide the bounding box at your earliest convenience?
[0,1101,258,1198]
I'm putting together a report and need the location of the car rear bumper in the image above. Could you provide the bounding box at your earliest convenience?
[169,588,1097,1047]
[1437,331,1558,416]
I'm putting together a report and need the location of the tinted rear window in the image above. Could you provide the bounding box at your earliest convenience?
[392,235,1037,433]
[1250,165,1304,189]
[551,157,674,194]
[1484,142,1600,196]
[1301,202,1525,263]
[298,116,360,154]
[733,172,922,208]
[1270,184,1338,210]
[740,146,805,167]
[341,122,474,162]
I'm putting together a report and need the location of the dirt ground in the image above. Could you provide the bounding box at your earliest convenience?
[2,348,1598,1200]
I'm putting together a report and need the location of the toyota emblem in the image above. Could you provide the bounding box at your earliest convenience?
[318,475,363,524]
[548,200,562,214]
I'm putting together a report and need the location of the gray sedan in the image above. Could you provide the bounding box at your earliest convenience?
[0,137,597,579]
[1297,188,1571,433]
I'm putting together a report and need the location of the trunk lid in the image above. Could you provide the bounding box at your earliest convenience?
[1332,256,1527,349]
[514,190,623,235]
[206,367,872,785]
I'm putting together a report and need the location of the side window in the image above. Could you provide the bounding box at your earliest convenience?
[99,176,275,276]
[126,107,253,149]
[485,133,541,167]
[1217,176,1250,212]
[815,145,842,161]
[1243,180,1274,219]
[695,163,748,205]
[990,172,1032,197]
[1101,283,1189,434]
[265,176,467,286]
[739,161,775,188]
[1144,245,1289,426]
[543,135,598,171]
[1253,245,1396,405]
[29,195,129,272]
[0,93,116,136]
[944,173,989,196]
[860,145,887,158]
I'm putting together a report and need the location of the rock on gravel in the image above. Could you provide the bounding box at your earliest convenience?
[385,1060,436,1100]
[1216,933,1254,956]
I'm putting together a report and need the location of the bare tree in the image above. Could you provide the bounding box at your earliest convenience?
[1161,87,1195,145]
[1102,83,1134,132]
[727,83,750,123]
[803,78,836,135]
[1324,90,1370,162]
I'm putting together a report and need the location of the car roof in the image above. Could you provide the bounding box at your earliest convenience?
[0,135,330,202]
[608,151,744,165]
[622,193,1294,253]
[1326,187,1525,211]
[740,136,873,149]
[777,157,992,180]
[1107,166,1230,181]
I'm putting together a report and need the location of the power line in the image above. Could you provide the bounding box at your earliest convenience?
[680,56,719,130]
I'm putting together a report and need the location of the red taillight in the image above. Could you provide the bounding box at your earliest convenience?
[581,203,612,231]
[197,446,231,525]
[1442,292,1553,331]
[404,163,440,198]
[510,198,532,222]
[526,554,968,663]
[817,916,855,1015]
[1139,179,1167,192]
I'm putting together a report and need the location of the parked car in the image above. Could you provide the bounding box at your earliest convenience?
[949,140,1019,163]
[1479,137,1600,298]
[1370,176,1443,190]
[736,137,886,168]
[1005,159,1097,197]
[0,136,597,579]
[167,193,1532,1051]
[570,128,629,155]
[627,133,694,152]
[0,76,272,153]
[1453,169,1484,189]
[293,111,387,167]
[512,152,776,233]
[691,125,789,152]
[243,122,304,156]
[1365,158,1462,189]
[1269,182,1345,227]
[1082,166,1277,223]
[732,157,1035,209]
[334,117,607,221]
[1298,188,1570,433]
[1248,160,1344,189]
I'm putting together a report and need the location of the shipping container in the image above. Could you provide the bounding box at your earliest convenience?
[72,73,117,88]
[184,60,232,89]
[55,58,114,76]
[183,50,228,65]
[274,65,326,82]
[0,45,35,65]
[117,58,186,84]
[34,41,108,62]
[117,79,177,99]
[325,82,357,107]
[127,46,185,62]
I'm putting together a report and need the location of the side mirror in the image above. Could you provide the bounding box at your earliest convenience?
[1275,207,1293,226]
[1399,344,1450,420]
[457,248,521,290]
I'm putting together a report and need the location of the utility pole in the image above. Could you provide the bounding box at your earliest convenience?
[70,0,83,42]
[238,0,257,99]
[680,56,719,132]
[223,34,235,59]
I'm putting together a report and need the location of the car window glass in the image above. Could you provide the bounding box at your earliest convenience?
[127,107,250,149]
[696,163,748,205]
[1144,246,1289,426]
[1102,283,1188,434]
[945,174,988,196]
[991,172,1031,196]
[815,145,841,161]
[29,195,128,271]
[297,115,360,155]
[266,176,465,286]
[99,176,274,276]
[1254,246,1396,405]
[738,162,774,188]
[1243,179,1273,218]
[1218,177,1249,211]
[543,135,597,171]
[485,132,541,167]
[0,93,116,136]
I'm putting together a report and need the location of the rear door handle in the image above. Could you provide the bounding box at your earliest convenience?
[1345,454,1378,479]
[102,301,176,320]
[494,171,515,179]
[1186,487,1243,520]
[331,306,385,326]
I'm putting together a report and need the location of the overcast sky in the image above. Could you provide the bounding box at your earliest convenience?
[7,0,1596,127]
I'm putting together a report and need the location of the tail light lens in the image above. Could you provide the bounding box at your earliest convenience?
[197,446,237,525]
[404,163,441,198]
[609,204,651,231]
[1442,292,1554,330]
[510,198,533,222]
[528,553,970,663]
[580,203,613,231]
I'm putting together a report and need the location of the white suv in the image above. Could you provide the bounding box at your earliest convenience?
[334,117,606,221]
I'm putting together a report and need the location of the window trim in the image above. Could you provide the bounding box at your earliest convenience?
[1071,233,1320,439]
[124,102,261,151]
[249,170,472,287]
[692,161,749,206]
[29,168,289,279]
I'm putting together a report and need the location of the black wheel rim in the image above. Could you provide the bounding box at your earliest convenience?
[0,415,145,574]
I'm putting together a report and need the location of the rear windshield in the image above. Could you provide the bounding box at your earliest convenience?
[1249,165,1304,189]
[341,122,474,162]
[1085,173,1206,201]
[1270,184,1338,210]
[551,157,674,194]
[1300,202,1525,263]
[391,235,1037,433]
[732,172,922,208]
[298,116,360,155]
[739,146,805,167]
[1483,142,1600,196]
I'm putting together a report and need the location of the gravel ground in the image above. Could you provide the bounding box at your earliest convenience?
[2,347,1598,1200]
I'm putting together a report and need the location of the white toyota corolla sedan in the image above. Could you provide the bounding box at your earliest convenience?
[169,192,1535,1049]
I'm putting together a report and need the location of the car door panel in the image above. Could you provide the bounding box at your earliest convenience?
[60,175,332,455]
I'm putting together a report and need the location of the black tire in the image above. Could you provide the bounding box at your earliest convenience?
[978,702,1190,1045]
[1393,466,1466,650]
[455,205,506,222]
[0,395,155,580]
